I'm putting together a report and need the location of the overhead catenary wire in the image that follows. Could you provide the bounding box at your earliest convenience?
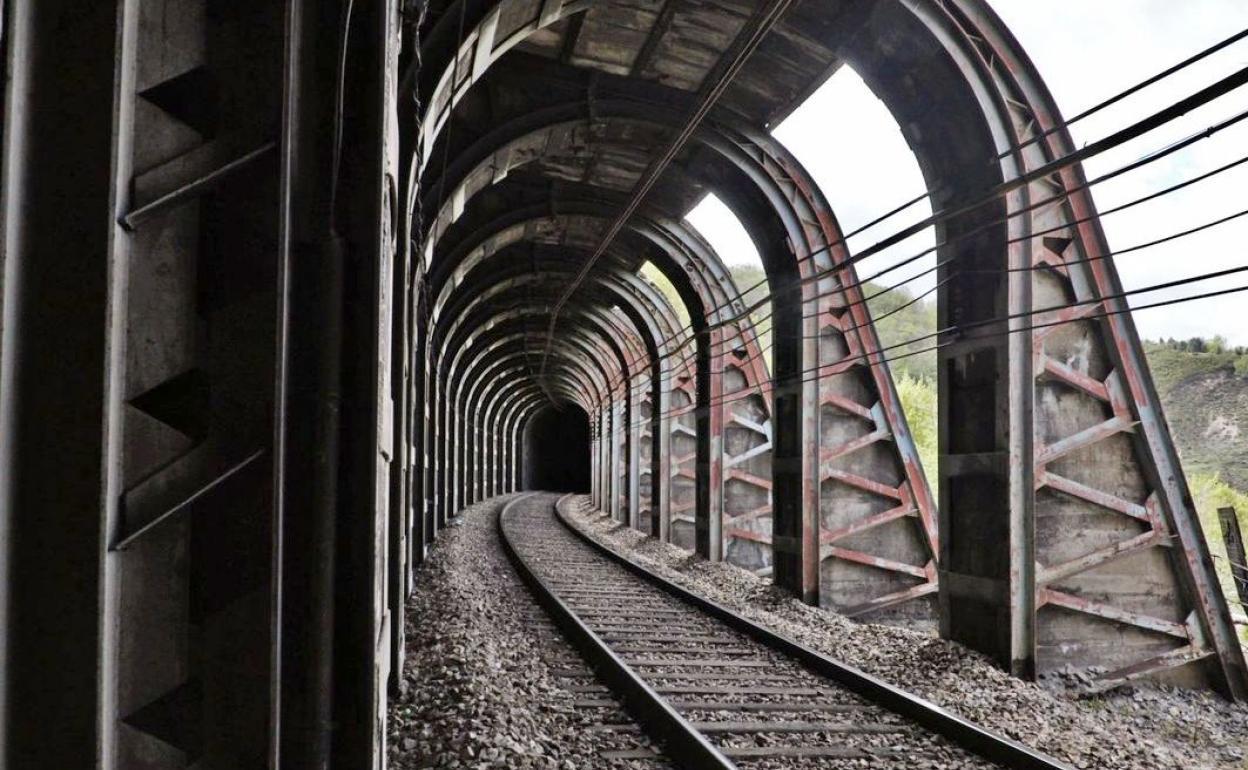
[997,26,1248,160]
[539,0,797,384]
[428,29,1248,387]
[535,191,1248,404]
[589,276,1248,433]
[520,57,1248,365]
[502,181,1248,412]
[622,100,1248,371]
[423,21,1248,403]
[545,87,1248,388]
[505,255,1248,429]
[440,27,1248,425]
[589,148,1248,392]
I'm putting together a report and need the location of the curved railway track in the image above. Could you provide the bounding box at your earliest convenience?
[499,492,1074,769]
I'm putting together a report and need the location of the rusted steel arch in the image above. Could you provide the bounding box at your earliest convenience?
[454,353,598,510]
[441,310,623,438]
[426,237,693,394]
[454,346,599,508]
[415,73,940,612]
[453,295,650,515]
[454,301,648,502]
[453,287,648,500]
[425,201,737,554]
[451,248,687,529]
[431,305,613,517]
[429,209,723,526]
[419,239,683,529]
[427,202,765,558]
[449,292,656,516]
[770,0,1248,693]
[436,282,643,412]
[414,70,933,571]
[479,366,591,499]
[438,314,618,510]
[412,0,1244,692]
[425,203,757,418]
[478,358,600,496]
[433,249,675,397]
[479,363,591,497]
[434,164,923,601]
[420,126,746,356]
[446,300,645,504]
[442,275,649,390]
[425,213,700,381]
[437,282,640,387]
[505,386,575,488]
[431,286,619,434]
[426,207,719,340]
[417,90,939,592]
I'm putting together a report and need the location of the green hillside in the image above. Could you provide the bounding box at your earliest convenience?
[1143,339,1248,489]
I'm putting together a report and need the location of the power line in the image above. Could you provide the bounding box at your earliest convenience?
[428,33,1248,390]
[635,102,1248,368]
[998,26,1248,160]
[489,260,1248,430]
[590,265,1248,431]
[540,0,797,381]
[594,153,1248,389]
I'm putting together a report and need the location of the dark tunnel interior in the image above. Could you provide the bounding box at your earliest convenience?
[523,404,591,492]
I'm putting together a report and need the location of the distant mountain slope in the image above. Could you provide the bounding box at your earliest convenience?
[1145,341,1248,491]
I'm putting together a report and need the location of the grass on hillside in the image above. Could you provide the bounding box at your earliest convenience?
[1142,340,1248,395]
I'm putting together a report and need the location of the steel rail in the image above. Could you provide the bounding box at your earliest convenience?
[547,496,1075,770]
[497,493,735,769]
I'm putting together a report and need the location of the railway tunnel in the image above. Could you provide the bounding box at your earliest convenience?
[1,0,1246,767]
[523,404,592,492]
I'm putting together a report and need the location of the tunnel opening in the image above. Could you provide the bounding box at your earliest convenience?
[523,403,591,492]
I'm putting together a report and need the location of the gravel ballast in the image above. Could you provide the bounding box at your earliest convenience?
[564,498,1248,770]
[387,494,669,769]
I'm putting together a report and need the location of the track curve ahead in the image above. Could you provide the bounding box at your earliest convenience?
[499,492,1075,769]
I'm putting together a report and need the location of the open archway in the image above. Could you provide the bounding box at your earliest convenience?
[523,404,592,492]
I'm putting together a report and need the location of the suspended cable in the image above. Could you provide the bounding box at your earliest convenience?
[597,264,1248,430]
[540,0,797,378]
[668,102,1248,362]
[600,151,1248,386]
[998,26,1248,160]
[487,262,1248,431]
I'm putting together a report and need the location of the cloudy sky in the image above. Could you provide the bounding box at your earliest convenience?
[686,1,1248,345]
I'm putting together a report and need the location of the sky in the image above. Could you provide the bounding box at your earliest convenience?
[685,1,1248,345]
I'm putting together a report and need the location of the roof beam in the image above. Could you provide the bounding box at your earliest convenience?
[630,0,680,77]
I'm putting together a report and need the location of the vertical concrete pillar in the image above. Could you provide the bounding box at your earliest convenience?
[772,270,821,606]
[653,369,673,543]
[627,373,644,529]
[0,1,137,763]
[609,397,622,521]
[601,406,611,510]
[697,329,725,562]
